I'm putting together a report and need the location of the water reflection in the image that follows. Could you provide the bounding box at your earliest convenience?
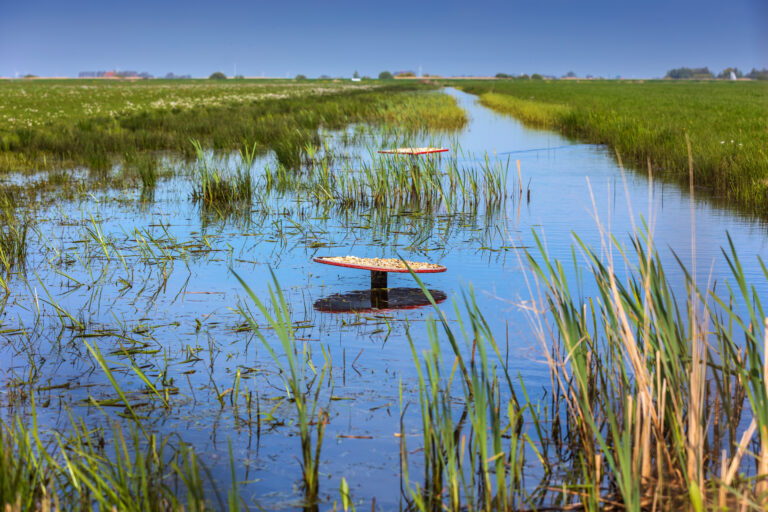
[314,287,446,313]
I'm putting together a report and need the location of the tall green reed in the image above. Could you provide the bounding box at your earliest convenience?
[400,225,768,510]
[232,268,330,507]
[526,227,768,510]
[0,399,211,511]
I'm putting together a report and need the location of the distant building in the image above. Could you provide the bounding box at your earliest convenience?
[78,70,153,79]
[78,71,106,78]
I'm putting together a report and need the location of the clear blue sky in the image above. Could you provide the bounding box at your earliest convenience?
[1,0,765,78]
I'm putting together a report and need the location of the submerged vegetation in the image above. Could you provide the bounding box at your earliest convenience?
[458,80,768,217]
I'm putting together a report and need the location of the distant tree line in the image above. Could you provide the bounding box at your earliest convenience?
[665,67,714,79]
[665,66,768,80]
[495,73,544,80]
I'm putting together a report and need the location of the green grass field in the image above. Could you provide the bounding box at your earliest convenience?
[455,79,768,217]
[0,79,465,171]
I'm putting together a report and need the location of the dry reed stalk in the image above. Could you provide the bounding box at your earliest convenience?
[606,265,661,440]
[757,319,768,503]
[640,158,655,488]
[687,317,707,503]
[721,419,757,500]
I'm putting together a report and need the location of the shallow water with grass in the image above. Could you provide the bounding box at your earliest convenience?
[2,87,768,510]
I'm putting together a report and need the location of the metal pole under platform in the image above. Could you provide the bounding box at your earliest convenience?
[370,270,387,289]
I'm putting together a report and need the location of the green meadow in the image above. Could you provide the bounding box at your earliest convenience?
[456,79,768,217]
[0,79,465,171]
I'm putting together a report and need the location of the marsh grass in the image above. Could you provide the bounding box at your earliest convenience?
[527,228,768,510]
[0,327,244,511]
[400,224,768,510]
[263,144,514,216]
[479,92,570,128]
[0,399,216,511]
[0,193,29,273]
[401,271,534,512]
[0,81,466,174]
[190,139,253,208]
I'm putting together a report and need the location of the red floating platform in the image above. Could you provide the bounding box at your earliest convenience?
[313,256,446,289]
[312,257,446,274]
[377,147,449,156]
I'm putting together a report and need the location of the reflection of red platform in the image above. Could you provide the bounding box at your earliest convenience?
[377,148,449,156]
[314,288,447,313]
[313,256,446,288]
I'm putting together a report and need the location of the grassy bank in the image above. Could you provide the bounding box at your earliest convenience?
[455,80,768,217]
[0,79,466,171]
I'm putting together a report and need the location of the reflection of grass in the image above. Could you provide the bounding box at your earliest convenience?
[461,79,768,217]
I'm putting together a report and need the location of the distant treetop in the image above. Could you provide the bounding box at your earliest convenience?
[717,67,743,79]
[378,71,393,80]
[208,71,227,80]
[665,67,714,79]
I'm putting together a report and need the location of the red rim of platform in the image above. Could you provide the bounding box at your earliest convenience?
[313,257,447,274]
[377,148,449,156]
